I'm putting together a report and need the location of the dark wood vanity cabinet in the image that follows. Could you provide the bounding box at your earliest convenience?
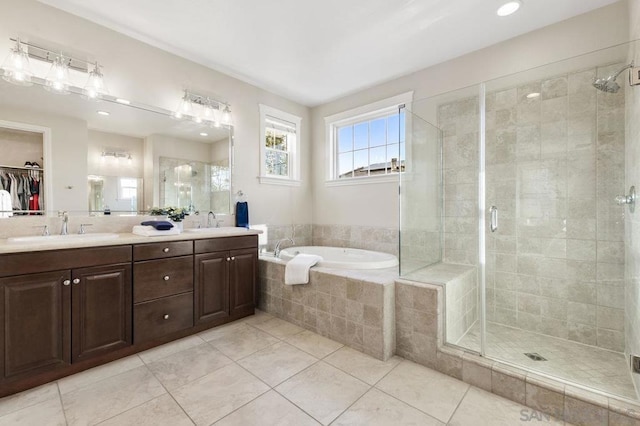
[0,234,258,397]
[194,236,258,325]
[0,270,71,380]
[0,245,132,381]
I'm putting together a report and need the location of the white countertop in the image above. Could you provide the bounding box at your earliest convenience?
[0,228,262,254]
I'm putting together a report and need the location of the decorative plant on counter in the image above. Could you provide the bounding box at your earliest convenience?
[148,206,189,222]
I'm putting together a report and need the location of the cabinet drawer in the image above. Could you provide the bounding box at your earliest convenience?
[134,292,193,344]
[194,235,258,254]
[134,256,193,303]
[133,241,193,261]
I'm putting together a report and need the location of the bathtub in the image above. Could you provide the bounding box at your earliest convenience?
[279,246,398,270]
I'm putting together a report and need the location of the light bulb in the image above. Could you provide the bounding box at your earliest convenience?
[44,55,70,95]
[1,39,34,86]
[222,105,232,125]
[173,91,193,119]
[84,63,108,100]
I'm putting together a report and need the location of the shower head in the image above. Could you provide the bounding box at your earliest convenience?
[592,62,634,93]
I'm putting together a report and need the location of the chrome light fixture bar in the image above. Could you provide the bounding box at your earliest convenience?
[101,150,132,164]
[2,37,108,99]
[173,90,233,127]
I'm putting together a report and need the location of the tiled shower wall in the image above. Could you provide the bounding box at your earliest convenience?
[439,64,626,352]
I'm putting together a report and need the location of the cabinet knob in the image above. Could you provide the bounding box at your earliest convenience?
[163,247,170,253]
[231,256,235,261]
[226,257,231,262]
[163,275,170,281]
[72,278,80,284]
[163,314,170,320]
[63,279,70,286]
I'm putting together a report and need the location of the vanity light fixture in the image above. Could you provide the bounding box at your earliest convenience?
[1,38,34,86]
[173,89,233,127]
[1,37,110,99]
[497,0,521,17]
[101,150,132,163]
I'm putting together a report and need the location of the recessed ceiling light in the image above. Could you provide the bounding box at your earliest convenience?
[97,110,110,116]
[497,0,521,17]
[526,92,540,99]
[200,132,208,136]
[115,98,130,105]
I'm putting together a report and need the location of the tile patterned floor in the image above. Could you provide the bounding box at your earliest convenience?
[457,322,638,400]
[0,311,570,425]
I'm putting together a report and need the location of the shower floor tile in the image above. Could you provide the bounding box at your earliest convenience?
[457,322,638,400]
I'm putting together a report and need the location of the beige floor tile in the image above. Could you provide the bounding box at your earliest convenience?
[284,330,343,358]
[62,365,166,426]
[449,387,564,425]
[376,360,469,423]
[324,347,402,385]
[98,394,193,426]
[147,343,234,390]
[204,323,280,360]
[0,397,66,426]
[198,321,246,342]
[275,361,369,425]
[240,309,275,326]
[251,317,305,339]
[215,390,319,426]
[238,341,318,386]
[170,363,269,425]
[58,355,144,395]
[138,335,205,364]
[333,388,444,426]
[0,382,59,418]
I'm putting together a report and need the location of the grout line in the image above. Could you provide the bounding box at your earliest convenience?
[444,384,471,424]
[55,382,70,426]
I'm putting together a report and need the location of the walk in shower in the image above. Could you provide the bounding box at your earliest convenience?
[400,41,640,401]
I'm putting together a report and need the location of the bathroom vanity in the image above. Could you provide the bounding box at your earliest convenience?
[0,231,258,397]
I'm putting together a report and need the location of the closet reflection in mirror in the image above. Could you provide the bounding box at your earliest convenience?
[88,175,143,214]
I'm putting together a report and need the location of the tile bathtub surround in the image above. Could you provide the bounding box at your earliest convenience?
[440,64,627,352]
[264,223,312,252]
[0,312,575,426]
[312,224,399,257]
[258,257,396,360]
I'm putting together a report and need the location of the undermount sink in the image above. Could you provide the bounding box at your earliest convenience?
[183,227,250,235]
[8,233,120,244]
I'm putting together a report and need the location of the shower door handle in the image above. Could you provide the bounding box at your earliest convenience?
[490,206,498,232]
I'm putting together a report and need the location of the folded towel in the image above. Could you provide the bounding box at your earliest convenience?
[285,254,323,285]
[141,220,174,230]
[132,225,181,237]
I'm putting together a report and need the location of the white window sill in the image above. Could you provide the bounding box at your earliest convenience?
[258,176,301,187]
[325,174,399,187]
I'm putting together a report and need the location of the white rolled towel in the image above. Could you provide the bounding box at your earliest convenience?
[284,254,323,285]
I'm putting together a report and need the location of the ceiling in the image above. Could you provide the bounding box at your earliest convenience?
[36,0,620,106]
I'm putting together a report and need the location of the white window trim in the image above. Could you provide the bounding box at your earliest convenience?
[259,104,302,187]
[324,91,413,186]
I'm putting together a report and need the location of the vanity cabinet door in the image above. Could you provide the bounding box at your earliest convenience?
[229,248,257,317]
[71,263,132,363]
[0,270,71,380]
[194,252,230,325]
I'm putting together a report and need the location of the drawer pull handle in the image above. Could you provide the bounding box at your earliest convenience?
[231,256,235,261]
[163,314,170,320]
[226,257,231,261]
[163,247,170,253]
[163,275,170,281]
[63,279,70,286]
[72,278,80,284]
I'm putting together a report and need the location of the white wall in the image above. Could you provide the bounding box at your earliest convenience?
[0,128,42,168]
[0,0,312,226]
[310,2,630,227]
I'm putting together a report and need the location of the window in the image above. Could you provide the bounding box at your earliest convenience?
[325,92,412,185]
[118,177,138,200]
[259,104,302,186]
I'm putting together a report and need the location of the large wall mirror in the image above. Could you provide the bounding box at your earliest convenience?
[0,78,233,217]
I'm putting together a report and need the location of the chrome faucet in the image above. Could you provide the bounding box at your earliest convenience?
[58,211,68,235]
[207,211,218,228]
[274,237,295,258]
